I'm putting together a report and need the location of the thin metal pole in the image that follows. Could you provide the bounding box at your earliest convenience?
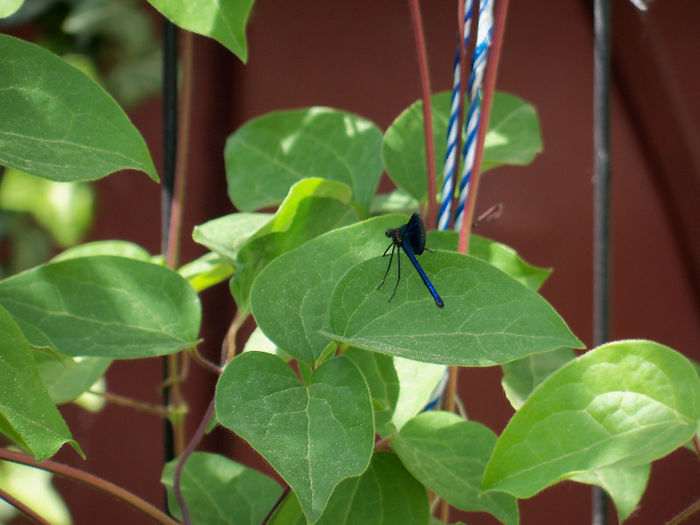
[592,0,611,523]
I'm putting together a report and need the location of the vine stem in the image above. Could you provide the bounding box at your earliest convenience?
[407,0,438,228]
[172,310,249,523]
[666,498,700,525]
[440,0,510,521]
[0,448,179,525]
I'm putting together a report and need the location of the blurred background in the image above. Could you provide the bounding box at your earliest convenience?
[1,0,698,523]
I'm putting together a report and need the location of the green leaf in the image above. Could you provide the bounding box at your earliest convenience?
[393,411,518,525]
[0,35,157,182]
[215,352,374,523]
[382,91,541,203]
[0,256,201,358]
[268,452,430,525]
[161,451,282,524]
[250,215,404,365]
[34,353,111,404]
[146,0,254,62]
[178,252,235,293]
[193,212,272,265]
[501,348,576,410]
[52,240,151,262]
[0,304,81,460]
[572,464,650,523]
[428,231,551,291]
[225,107,383,215]
[315,451,429,525]
[242,326,293,362]
[0,168,95,247]
[482,340,700,498]
[326,251,583,366]
[230,179,358,309]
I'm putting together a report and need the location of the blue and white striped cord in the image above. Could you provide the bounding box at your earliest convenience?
[437,0,474,232]
[453,0,494,231]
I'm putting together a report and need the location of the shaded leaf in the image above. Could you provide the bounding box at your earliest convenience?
[326,251,583,366]
[34,353,111,404]
[0,256,201,358]
[193,213,272,265]
[483,340,700,497]
[382,91,541,203]
[0,35,157,182]
[225,107,383,214]
[162,451,282,524]
[501,348,576,410]
[215,352,374,523]
[393,411,518,525]
[0,304,81,460]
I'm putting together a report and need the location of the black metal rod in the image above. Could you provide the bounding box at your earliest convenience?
[592,0,611,523]
[161,15,178,511]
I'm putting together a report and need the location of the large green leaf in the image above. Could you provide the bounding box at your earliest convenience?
[229,178,358,309]
[268,452,430,525]
[225,107,383,215]
[161,451,282,524]
[146,0,254,62]
[0,35,157,182]
[326,251,583,366]
[393,411,518,525]
[0,0,24,18]
[382,91,541,203]
[0,304,81,460]
[429,231,551,291]
[482,340,700,497]
[0,256,201,358]
[215,352,374,524]
[250,215,403,365]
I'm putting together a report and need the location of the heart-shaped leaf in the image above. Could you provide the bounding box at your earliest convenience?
[250,215,404,365]
[482,340,700,497]
[146,0,254,62]
[0,256,201,358]
[268,452,430,525]
[0,304,81,460]
[215,352,374,523]
[0,35,157,182]
[326,251,583,366]
[34,354,111,404]
[162,451,282,524]
[225,107,383,214]
[393,411,518,525]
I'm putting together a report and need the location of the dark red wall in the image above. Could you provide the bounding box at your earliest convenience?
[26,0,700,524]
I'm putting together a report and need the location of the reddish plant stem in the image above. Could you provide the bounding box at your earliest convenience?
[408,0,438,228]
[442,1,510,521]
[667,498,700,525]
[0,448,179,525]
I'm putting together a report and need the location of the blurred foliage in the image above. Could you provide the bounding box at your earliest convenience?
[1,0,162,108]
[0,168,95,277]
